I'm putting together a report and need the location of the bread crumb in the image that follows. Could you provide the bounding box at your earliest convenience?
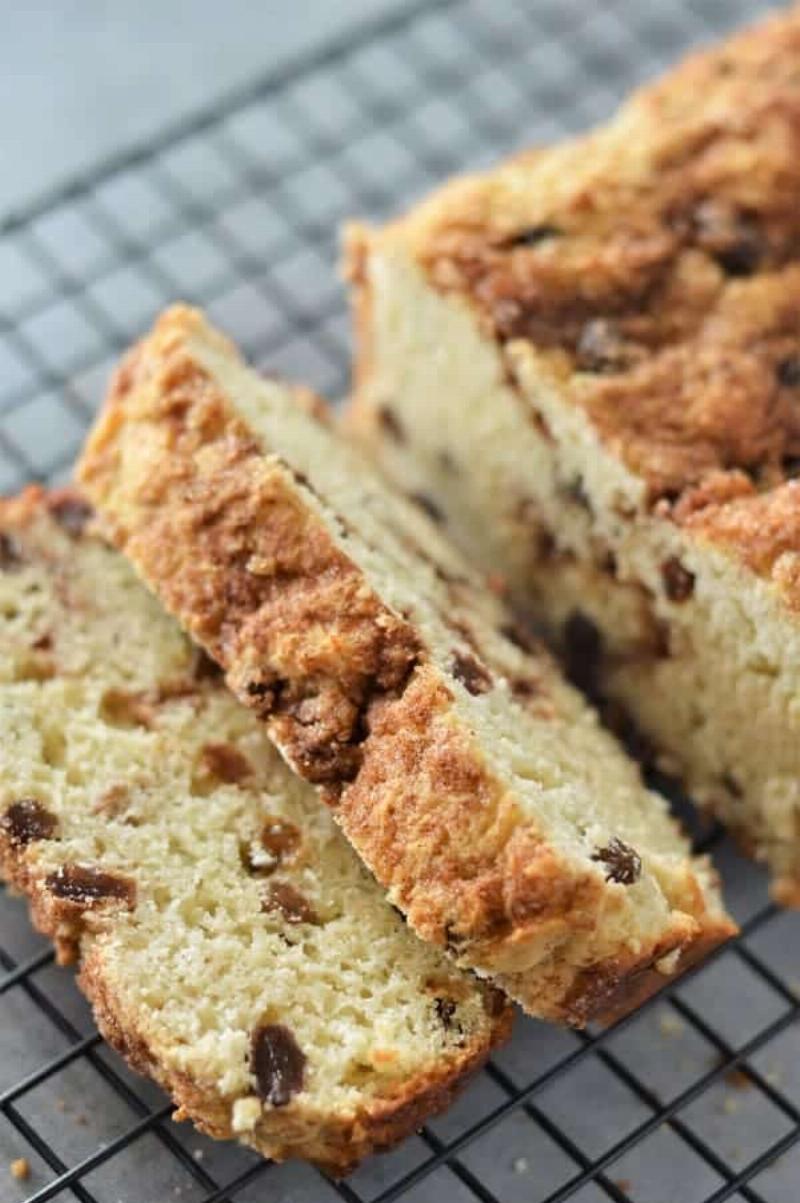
[192,1149,204,1162]
[721,1095,740,1115]
[614,1181,631,1195]
[658,1012,684,1037]
[513,1156,529,1174]
[231,1096,261,1133]
[765,1063,783,1087]
[655,948,682,975]
[724,1066,752,1090]
[10,1159,30,1181]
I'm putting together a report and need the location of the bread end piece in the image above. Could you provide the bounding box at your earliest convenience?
[0,484,510,1172]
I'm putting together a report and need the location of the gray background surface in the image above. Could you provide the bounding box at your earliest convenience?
[0,1,408,221]
[1,2,798,1202]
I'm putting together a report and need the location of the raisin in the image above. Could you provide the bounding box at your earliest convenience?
[290,468,319,500]
[245,677,282,714]
[434,998,457,1028]
[538,529,558,561]
[722,773,743,799]
[511,677,539,701]
[377,406,406,444]
[563,611,603,694]
[715,236,763,276]
[451,651,492,696]
[261,881,318,924]
[201,743,252,784]
[1,799,57,846]
[661,557,695,602]
[294,741,363,786]
[575,319,633,374]
[505,223,562,247]
[46,864,135,905]
[50,497,93,537]
[592,838,642,885]
[250,1024,306,1107]
[408,491,444,525]
[530,407,554,442]
[100,688,151,728]
[0,532,23,571]
[192,648,224,682]
[777,357,800,388]
[499,620,538,655]
[693,200,765,277]
[565,475,591,511]
[260,819,302,865]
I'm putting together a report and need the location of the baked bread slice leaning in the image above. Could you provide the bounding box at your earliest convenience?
[78,306,734,1024]
[345,6,800,905]
[0,487,509,1175]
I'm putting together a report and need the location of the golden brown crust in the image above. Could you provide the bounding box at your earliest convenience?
[382,6,800,586]
[335,663,602,963]
[675,477,800,611]
[78,306,733,1023]
[0,486,510,1173]
[84,331,421,786]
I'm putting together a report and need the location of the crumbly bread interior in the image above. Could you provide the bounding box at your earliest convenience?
[345,6,800,904]
[78,307,734,1020]
[0,490,506,1172]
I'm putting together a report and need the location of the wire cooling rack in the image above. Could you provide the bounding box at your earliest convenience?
[1,1,798,1200]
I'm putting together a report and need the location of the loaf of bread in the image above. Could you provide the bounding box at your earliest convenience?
[0,487,509,1173]
[345,7,800,905]
[78,306,734,1024]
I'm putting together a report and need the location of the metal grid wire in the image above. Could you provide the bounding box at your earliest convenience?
[1,0,799,1200]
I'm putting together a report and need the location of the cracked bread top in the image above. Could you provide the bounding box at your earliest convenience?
[368,6,800,600]
[78,305,734,1023]
[0,487,508,1173]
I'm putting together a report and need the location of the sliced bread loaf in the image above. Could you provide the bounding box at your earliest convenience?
[0,487,509,1173]
[78,306,734,1023]
[344,6,800,904]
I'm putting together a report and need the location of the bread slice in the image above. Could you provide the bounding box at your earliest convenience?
[345,7,800,906]
[0,487,509,1174]
[77,306,734,1024]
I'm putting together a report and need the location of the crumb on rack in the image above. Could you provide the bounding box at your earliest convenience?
[10,1158,30,1181]
[658,1011,684,1037]
[513,1156,529,1174]
[765,1063,784,1087]
[724,1066,752,1090]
